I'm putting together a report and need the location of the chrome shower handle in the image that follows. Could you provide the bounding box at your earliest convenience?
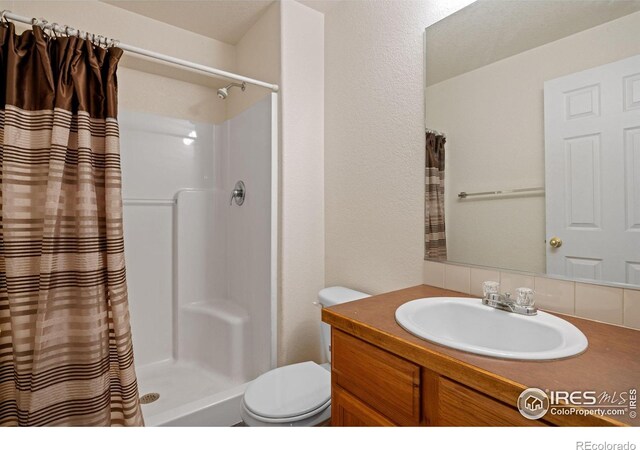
[230,180,246,206]
[229,189,242,205]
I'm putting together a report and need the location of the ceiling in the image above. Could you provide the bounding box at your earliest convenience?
[297,0,340,14]
[102,0,338,45]
[426,0,640,86]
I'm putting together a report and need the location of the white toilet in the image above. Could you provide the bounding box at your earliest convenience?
[240,286,370,426]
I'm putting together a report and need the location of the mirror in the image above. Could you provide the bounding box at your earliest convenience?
[424,0,640,287]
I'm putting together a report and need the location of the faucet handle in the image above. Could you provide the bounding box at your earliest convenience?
[229,180,246,206]
[515,287,535,307]
[482,281,500,298]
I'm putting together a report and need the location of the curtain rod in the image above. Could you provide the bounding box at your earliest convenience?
[1,10,280,92]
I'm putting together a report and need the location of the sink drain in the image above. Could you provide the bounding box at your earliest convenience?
[139,393,160,404]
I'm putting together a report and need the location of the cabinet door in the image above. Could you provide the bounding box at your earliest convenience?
[332,329,421,425]
[436,377,548,427]
[332,386,395,427]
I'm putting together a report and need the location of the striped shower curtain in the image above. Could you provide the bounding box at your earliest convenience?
[0,23,143,426]
[425,131,447,260]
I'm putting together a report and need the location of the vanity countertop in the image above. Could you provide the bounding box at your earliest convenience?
[322,284,640,427]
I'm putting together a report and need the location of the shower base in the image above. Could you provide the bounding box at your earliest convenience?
[136,361,247,426]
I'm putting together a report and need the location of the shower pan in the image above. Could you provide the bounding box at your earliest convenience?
[119,95,277,426]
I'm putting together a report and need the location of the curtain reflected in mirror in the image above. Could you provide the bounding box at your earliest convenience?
[425,130,447,260]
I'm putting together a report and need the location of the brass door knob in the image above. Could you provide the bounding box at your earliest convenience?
[549,237,562,248]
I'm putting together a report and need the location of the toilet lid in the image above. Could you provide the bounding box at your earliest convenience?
[243,361,331,419]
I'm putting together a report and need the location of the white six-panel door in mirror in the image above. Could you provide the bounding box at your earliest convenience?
[544,54,640,285]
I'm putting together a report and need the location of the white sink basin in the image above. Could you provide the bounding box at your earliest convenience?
[395,297,588,360]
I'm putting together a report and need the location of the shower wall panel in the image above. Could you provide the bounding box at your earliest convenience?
[120,110,215,366]
[219,96,274,377]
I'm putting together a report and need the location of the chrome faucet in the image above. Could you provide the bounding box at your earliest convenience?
[482,291,537,316]
[230,180,246,206]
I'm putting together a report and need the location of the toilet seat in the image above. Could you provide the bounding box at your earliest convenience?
[242,361,331,424]
[242,397,330,424]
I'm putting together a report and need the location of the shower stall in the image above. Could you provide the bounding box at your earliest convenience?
[120,94,278,426]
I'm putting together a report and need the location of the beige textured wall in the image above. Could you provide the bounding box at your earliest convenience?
[278,0,325,365]
[0,0,234,123]
[426,11,640,274]
[227,2,281,120]
[324,1,474,295]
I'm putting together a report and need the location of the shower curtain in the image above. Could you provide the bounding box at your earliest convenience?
[425,131,447,259]
[0,23,143,426]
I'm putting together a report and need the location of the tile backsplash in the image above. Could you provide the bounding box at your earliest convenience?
[423,261,640,330]
[624,289,640,329]
[469,268,499,297]
[443,264,471,294]
[534,277,574,315]
[575,283,623,325]
[499,272,534,294]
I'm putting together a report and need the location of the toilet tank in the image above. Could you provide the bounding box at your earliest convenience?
[318,287,370,363]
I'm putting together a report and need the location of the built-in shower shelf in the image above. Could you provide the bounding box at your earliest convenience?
[182,300,249,323]
[179,300,252,382]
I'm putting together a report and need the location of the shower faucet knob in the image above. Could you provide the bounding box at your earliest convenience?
[230,180,246,206]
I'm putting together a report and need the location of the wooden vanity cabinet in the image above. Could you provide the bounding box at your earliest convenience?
[332,386,395,426]
[331,329,421,425]
[331,329,549,427]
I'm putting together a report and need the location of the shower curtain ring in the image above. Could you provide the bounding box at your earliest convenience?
[0,10,10,24]
[64,26,75,38]
[50,23,60,38]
